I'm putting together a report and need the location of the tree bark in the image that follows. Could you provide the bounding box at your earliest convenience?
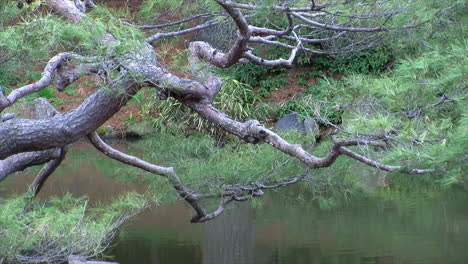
[0,80,137,159]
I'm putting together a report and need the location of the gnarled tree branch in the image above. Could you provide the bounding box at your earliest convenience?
[0,0,436,225]
[0,52,74,113]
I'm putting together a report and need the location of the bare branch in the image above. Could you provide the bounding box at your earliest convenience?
[292,12,390,32]
[250,13,294,36]
[188,0,252,67]
[292,12,423,32]
[223,2,329,12]
[146,20,218,43]
[0,149,62,183]
[87,132,209,222]
[339,147,434,174]
[28,147,67,196]
[277,31,347,44]
[180,101,433,174]
[243,31,302,66]
[318,9,404,20]
[0,52,79,113]
[248,36,323,54]
[46,0,85,23]
[128,12,219,30]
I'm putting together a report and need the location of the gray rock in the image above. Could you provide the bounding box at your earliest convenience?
[28,98,58,119]
[125,121,155,136]
[304,117,319,136]
[274,113,320,135]
[274,112,305,132]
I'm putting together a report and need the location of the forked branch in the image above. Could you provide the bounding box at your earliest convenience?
[182,102,433,174]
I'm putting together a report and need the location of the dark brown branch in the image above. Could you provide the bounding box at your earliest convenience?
[193,196,236,222]
[0,149,62,183]
[0,78,138,160]
[0,53,17,65]
[28,147,67,196]
[400,94,454,118]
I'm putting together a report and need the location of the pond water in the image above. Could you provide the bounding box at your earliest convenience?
[1,141,468,264]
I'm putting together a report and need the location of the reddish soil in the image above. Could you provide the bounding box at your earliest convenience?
[265,67,316,104]
[103,0,143,11]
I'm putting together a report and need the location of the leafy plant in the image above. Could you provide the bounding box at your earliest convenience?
[258,74,288,97]
[310,46,394,76]
[65,85,80,96]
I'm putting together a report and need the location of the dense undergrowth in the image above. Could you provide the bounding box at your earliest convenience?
[0,0,466,197]
[136,0,467,193]
[0,0,467,260]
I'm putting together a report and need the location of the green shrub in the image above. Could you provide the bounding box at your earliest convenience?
[278,79,344,125]
[258,74,288,97]
[310,47,394,76]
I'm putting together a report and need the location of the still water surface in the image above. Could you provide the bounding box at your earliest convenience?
[1,141,467,264]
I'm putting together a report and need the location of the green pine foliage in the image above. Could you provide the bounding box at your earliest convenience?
[0,192,157,263]
[0,6,145,89]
